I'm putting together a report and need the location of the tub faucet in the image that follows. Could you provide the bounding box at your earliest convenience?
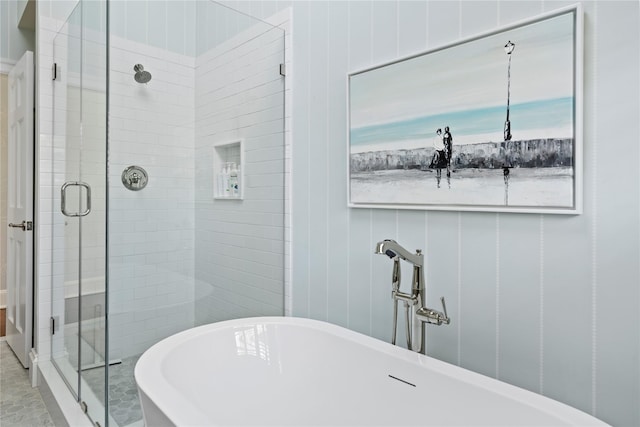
[375,240,424,351]
[375,239,423,266]
[375,239,451,354]
[375,240,423,302]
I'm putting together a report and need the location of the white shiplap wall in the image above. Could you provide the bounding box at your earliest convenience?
[268,1,639,427]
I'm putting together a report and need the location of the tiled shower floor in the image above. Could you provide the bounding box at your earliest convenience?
[81,355,143,427]
[0,341,55,426]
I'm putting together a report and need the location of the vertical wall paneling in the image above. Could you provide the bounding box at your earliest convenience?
[166,1,185,56]
[542,217,592,409]
[289,2,640,426]
[308,1,329,321]
[348,208,372,335]
[459,213,498,378]
[147,0,166,51]
[326,1,349,327]
[460,1,498,38]
[367,0,398,344]
[424,212,459,364]
[426,1,460,49]
[109,0,126,43]
[184,2,196,58]
[397,1,428,57]
[497,1,543,24]
[582,0,599,415]
[593,2,640,425]
[125,1,146,46]
[496,214,541,392]
[345,1,373,335]
[371,1,397,64]
[347,1,372,72]
[290,1,310,317]
[261,2,279,20]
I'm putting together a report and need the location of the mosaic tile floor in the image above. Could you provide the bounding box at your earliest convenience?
[0,341,55,427]
[81,355,143,427]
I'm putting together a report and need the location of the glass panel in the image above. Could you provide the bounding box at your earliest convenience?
[79,0,108,425]
[51,2,108,425]
[192,1,286,326]
[106,2,286,425]
[51,1,83,401]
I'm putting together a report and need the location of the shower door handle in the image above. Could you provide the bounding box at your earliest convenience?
[61,181,92,217]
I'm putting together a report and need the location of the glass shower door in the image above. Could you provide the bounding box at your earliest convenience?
[51,1,108,426]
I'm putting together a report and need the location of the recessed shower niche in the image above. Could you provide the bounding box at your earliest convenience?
[213,140,244,199]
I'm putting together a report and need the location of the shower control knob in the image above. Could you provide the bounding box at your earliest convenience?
[122,166,148,191]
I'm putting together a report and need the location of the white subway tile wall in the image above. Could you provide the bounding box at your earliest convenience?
[107,36,197,359]
[37,1,289,365]
[193,8,286,324]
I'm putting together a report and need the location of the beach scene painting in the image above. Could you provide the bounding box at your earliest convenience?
[348,6,582,214]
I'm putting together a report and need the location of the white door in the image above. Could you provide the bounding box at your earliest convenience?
[6,51,34,368]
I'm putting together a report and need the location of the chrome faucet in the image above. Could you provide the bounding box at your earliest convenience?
[374,239,424,302]
[375,239,423,351]
[375,239,423,266]
[375,239,450,354]
[416,297,451,326]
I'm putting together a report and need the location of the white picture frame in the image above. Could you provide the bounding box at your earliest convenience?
[347,4,583,214]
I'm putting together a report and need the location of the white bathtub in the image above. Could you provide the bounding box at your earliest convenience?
[135,317,608,426]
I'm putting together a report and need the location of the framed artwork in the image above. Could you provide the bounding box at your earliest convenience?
[347,4,583,214]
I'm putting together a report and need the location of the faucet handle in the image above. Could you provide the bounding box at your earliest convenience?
[415,296,451,326]
[439,297,450,324]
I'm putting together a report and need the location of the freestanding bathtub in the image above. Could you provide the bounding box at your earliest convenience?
[135,317,608,426]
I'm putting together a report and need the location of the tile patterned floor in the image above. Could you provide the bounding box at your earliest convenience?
[81,355,143,427]
[0,341,55,427]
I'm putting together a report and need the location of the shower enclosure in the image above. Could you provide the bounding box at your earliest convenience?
[48,1,286,426]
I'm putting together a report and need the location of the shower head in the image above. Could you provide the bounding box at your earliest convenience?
[133,64,152,84]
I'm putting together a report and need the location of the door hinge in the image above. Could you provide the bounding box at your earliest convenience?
[52,63,58,80]
[81,401,88,413]
[50,316,59,335]
[279,63,286,77]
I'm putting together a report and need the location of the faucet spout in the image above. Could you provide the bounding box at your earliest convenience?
[374,239,423,267]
